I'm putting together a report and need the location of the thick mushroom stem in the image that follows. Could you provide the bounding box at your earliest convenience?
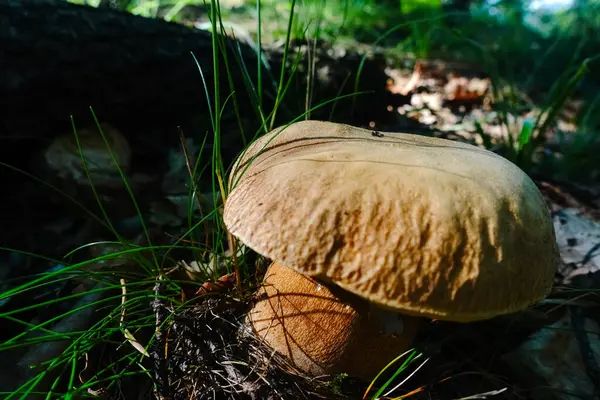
[247,262,421,378]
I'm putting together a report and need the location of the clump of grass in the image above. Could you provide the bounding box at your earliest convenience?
[466,33,600,179]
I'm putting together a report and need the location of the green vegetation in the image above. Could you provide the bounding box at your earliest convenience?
[1,0,599,398]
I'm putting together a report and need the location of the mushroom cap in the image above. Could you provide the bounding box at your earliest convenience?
[224,120,559,322]
[248,261,420,377]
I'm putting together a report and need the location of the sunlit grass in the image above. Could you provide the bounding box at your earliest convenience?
[472,51,600,174]
[362,349,429,400]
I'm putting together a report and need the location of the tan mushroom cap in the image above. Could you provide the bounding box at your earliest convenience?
[224,120,559,322]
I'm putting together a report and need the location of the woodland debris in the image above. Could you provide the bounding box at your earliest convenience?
[502,307,600,400]
[552,208,600,285]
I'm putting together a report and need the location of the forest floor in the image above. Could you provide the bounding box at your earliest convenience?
[1,2,599,399]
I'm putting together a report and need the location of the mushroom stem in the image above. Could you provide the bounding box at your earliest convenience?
[247,262,421,378]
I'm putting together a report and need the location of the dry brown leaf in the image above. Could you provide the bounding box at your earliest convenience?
[553,208,600,285]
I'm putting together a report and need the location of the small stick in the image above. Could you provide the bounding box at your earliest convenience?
[119,279,149,357]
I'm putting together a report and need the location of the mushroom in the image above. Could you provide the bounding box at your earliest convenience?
[223,120,559,378]
[247,261,421,377]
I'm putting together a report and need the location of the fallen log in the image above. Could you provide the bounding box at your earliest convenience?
[0,0,399,253]
[0,0,263,149]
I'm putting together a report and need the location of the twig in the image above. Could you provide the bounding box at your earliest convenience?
[150,275,170,400]
[119,278,149,357]
[453,387,507,400]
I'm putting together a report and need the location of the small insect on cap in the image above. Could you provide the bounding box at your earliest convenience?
[224,120,559,322]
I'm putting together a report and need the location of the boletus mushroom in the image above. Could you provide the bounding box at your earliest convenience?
[223,120,559,378]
